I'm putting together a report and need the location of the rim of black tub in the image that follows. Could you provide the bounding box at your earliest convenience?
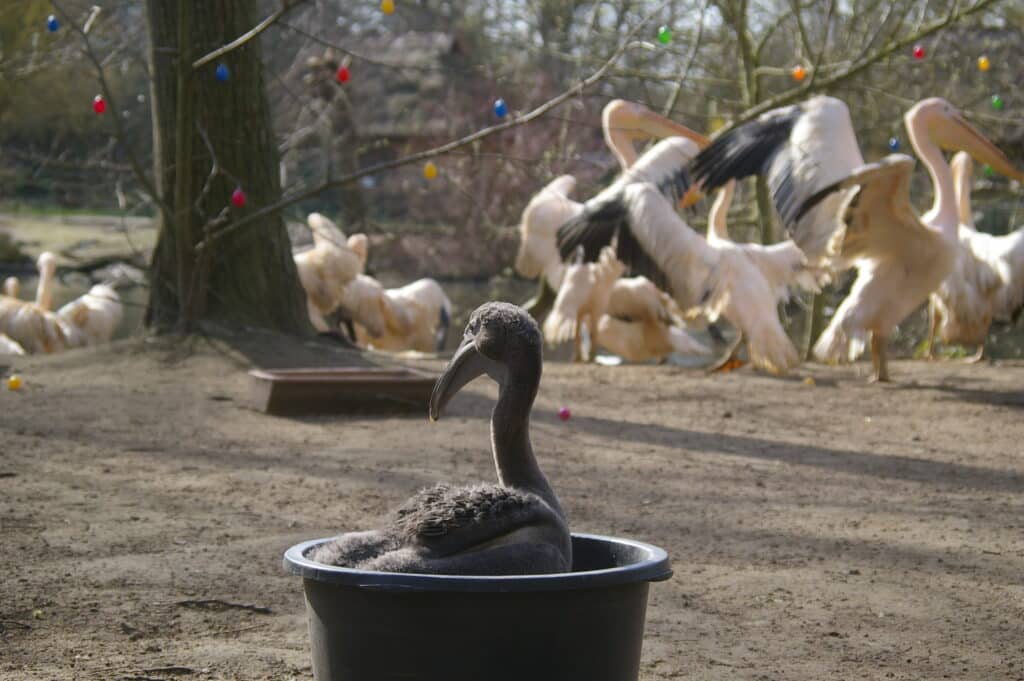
[283,532,672,593]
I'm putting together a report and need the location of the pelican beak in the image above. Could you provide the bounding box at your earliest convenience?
[942,113,1024,183]
[634,106,711,149]
[679,185,703,209]
[428,335,488,422]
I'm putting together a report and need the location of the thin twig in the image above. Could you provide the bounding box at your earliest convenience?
[192,0,310,70]
[174,598,272,614]
[195,2,671,252]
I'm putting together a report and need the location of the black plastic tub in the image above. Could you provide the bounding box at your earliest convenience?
[284,533,672,681]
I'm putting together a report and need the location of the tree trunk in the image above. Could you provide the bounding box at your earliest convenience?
[145,0,311,334]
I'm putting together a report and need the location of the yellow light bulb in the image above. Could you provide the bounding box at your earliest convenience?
[423,161,438,180]
[978,55,990,71]
[7,375,23,391]
[381,0,395,15]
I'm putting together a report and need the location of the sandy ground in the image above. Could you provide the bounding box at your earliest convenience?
[2,334,1023,681]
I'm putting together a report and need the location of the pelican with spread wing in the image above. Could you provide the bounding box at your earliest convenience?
[556,104,820,374]
[690,96,1024,381]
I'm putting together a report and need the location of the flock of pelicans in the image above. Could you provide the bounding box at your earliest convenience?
[295,94,1024,384]
[0,253,123,356]
[519,95,1024,381]
[3,95,1023,388]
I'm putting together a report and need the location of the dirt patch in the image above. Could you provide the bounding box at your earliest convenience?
[2,337,1023,680]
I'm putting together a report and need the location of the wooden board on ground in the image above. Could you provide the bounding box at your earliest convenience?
[249,367,437,415]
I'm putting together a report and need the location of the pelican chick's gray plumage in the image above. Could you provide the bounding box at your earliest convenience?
[308,302,571,575]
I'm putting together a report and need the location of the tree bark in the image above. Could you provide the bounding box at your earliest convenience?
[145,0,311,334]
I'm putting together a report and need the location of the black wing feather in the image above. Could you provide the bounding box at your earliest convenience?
[556,197,627,262]
[690,107,801,192]
[615,221,671,293]
[656,166,693,206]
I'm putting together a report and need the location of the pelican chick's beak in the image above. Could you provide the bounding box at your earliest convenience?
[428,334,489,422]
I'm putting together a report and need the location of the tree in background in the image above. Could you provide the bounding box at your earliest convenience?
[142,1,310,332]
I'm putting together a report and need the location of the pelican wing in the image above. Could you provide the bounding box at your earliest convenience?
[557,137,702,282]
[691,96,865,260]
[607,277,672,324]
[985,229,1024,321]
[306,212,348,249]
[821,155,940,265]
[559,183,717,309]
[543,261,594,345]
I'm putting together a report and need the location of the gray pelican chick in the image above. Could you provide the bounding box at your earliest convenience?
[309,302,571,575]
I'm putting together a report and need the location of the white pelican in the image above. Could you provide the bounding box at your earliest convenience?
[0,252,70,354]
[0,334,25,355]
[557,131,820,373]
[544,246,709,363]
[690,96,1024,381]
[56,284,123,347]
[35,252,58,310]
[293,213,366,331]
[928,151,1024,359]
[0,295,68,354]
[514,175,582,293]
[339,274,452,353]
[515,99,707,289]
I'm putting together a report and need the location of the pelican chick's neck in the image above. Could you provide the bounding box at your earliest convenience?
[490,353,563,518]
[909,127,958,236]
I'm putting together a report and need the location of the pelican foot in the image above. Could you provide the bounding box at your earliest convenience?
[961,345,985,364]
[706,334,744,373]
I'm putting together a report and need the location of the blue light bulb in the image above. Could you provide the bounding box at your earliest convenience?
[215,64,231,82]
[46,15,59,32]
[888,137,900,152]
[494,98,507,118]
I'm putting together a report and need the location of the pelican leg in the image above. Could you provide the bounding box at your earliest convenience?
[522,278,556,322]
[572,319,582,363]
[964,344,985,364]
[925,300,939,360]
[707,333,745,373]
[869,334,890,383]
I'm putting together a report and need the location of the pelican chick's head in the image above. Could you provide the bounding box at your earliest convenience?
[429,302,541,421]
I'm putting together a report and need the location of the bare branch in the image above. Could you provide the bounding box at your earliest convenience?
[50,1,170,219]
[718,0,1004,135]
[192,0,309,70]
[195,2,672,252]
